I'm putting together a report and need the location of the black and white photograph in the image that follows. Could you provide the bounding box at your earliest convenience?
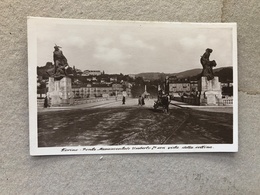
[28,17,238,155]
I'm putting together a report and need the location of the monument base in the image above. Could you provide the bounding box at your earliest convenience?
[47,77,74,106]
[199,76,223,106]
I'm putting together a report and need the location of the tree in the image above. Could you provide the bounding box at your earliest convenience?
[37,62,53,79]
[135,77,145,85]
[131,84,144,98]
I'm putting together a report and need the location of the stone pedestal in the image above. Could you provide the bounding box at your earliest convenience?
[47,77,74,106]
[199,77,223,106]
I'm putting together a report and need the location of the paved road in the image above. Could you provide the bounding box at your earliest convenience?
[38,98,233,147]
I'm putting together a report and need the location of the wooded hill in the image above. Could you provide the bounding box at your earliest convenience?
[37,62,233,83]
[135,67,233,83]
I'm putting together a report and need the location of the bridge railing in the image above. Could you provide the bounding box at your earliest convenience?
[73,96,116,105]
[174,96,233,106]
[37,96,117,108]
[173,97,200,105]
[222,97,233,106]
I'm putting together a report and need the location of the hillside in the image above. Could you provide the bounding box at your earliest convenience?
[135,67,233,82]
[37,62,75,79]
[134,69,203,80]
[135,72,167,80]
[37,62,233,83]
[213,67,233,82]
[37,62,53,79]
[174,69,201,78]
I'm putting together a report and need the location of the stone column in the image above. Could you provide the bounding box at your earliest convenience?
[47,77,73,106]
[199,77,223,106]
[47,77,61,106]
[59,77,73,105]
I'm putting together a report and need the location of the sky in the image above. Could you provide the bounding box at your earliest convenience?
[36,19,234,74]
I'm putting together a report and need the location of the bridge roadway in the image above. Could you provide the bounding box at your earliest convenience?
[38,98,233,147]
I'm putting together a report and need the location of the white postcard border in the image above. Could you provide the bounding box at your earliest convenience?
[28,17,238,156]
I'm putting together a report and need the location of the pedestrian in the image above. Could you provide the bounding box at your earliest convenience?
[44,96,48,108]
[122,96,125,105]
[141,96,145,105]
[122,91,127,105]
[138,95,142,106]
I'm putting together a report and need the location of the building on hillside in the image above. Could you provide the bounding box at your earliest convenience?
[128,74,135,79]
[121,81,133,89]
[100,78,107,83]
[72,66,83,76]
[168,76,177,83]
[92,76,97,81]
[109,77,117,82]
[73,79,82,85]
[82,70,102,76]
[81,75,98,82]
[112,83,123,93]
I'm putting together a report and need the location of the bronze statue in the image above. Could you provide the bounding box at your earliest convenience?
[53,45,69,76]
[200,48,217,80]
[46,45,69,77]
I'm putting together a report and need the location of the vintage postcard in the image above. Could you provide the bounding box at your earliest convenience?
[28,17,238,155]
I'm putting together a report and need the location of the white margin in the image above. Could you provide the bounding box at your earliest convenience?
[28,17,238,156]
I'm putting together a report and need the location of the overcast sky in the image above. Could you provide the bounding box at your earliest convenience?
[36,19,234,74]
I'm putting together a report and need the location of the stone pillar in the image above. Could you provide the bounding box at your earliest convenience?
[47,77,61,106]
[47,77,73,106]
[199,77,223,106]
[48,77,55,92]
[60,77,73,105]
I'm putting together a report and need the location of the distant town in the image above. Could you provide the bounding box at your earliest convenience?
[37,62,233,101]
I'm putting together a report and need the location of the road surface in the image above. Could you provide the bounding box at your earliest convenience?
[38,98,233,147]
